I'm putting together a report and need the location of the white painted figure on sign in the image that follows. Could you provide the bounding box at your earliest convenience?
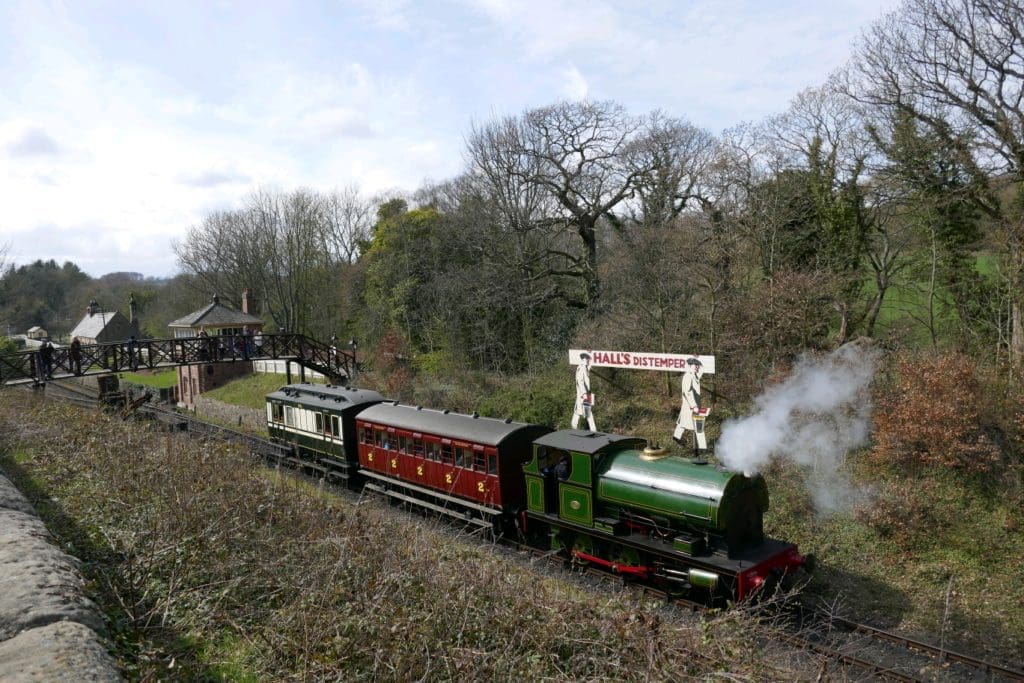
[673,357,709,450]
[571,352,597,431]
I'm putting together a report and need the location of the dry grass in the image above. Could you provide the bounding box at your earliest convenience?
[0,389,822,681]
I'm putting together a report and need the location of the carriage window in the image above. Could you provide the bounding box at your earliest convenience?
[272,403,283,422]
[413,438,425,457]
[455,448,471,468]
[284,406,295,427]
[399,435,410,454]
[315,413,324,432]
[474,451,486,471]
[359,427,369,444]
[323,414,332,435]
[441,444,453,463]
[487,454,497,475]
[331,416,340,436]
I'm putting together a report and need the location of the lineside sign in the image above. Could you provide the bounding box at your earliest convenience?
[569,349,715,374]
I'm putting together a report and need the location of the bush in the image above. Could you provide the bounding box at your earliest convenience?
[870,352,999,473]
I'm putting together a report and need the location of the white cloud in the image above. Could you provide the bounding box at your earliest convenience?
[301,106,377,139]
[2,123,63,158]
[177,164,253,188]
[0,0,903,277]
[561,64,589,101]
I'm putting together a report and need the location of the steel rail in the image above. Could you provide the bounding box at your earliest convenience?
[827,612,1024,681]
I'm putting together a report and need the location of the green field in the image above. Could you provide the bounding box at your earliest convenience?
[119,369,179,389]
[203,371,328,409]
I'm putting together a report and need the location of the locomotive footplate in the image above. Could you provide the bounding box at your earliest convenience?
[527,511,800,577]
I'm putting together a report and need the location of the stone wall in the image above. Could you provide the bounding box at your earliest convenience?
[0,474,121,681]
[193,395,266,433]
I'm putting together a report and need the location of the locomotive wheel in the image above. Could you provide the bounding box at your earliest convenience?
[611,545,640,568]
[571,534,595,567]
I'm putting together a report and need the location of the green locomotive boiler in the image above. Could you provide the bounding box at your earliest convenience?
[523,430,809,601]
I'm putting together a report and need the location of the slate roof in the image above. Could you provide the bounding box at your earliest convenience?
[168,297,263,329]
[70,311,125,340]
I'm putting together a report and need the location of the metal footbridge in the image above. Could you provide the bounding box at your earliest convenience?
[0,334,355,387]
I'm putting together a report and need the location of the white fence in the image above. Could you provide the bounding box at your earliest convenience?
[252,359,325,379]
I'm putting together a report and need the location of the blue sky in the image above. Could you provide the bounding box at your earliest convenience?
[0,0,900,278]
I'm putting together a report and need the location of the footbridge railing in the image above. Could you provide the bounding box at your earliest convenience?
[0,334,354,387]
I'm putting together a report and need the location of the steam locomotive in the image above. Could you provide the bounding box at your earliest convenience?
[266,382,811,602]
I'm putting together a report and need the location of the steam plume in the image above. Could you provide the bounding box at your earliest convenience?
[716,340,879,514]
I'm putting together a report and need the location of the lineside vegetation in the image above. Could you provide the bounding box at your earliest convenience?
[0,391,816,681]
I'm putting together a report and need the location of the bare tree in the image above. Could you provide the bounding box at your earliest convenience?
[174,188,337,335]
[761,85,874,343]
[849,0,1024,362]
[626,112,717,228]
[468,101,651,311]
[322,186,374,264]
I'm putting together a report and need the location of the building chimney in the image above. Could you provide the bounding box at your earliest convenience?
[128,292,137,324]
[88,300,99,317]
[242,288,252,315]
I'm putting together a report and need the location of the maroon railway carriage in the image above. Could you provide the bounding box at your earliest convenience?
[354,402,552,529]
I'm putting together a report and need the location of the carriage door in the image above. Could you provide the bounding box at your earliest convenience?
[441,442,459,495]
[484,449,500,507]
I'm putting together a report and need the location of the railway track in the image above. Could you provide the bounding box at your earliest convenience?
[34,389,1024,682]
[791,605,1024,682]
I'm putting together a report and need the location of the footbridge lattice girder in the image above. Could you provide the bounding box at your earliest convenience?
[0,334,353,387]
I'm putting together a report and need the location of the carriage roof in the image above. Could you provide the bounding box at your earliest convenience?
[356,402,550,447]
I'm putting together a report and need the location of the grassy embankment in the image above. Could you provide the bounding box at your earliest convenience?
[118,368,179,389]
[207,364,1023,665]
[0,390,819,681]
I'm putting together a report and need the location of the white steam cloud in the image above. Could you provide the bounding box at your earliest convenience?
[716,340,880,514]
